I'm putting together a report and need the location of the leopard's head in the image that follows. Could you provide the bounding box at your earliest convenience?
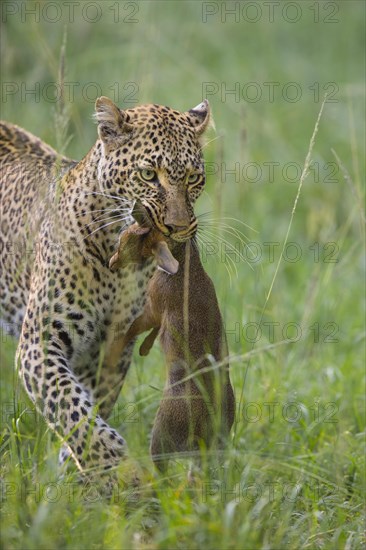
[94,96,212,242]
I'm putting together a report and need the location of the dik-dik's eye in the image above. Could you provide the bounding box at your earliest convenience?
[139,168,157,182]
[187,173,203,186]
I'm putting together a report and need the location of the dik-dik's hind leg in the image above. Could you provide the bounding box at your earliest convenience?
[104,310,159,369]
[139,327,159,356]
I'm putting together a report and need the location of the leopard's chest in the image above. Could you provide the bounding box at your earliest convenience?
[68,257,155,369]
[104,259,155,331]
[37,202,155,369]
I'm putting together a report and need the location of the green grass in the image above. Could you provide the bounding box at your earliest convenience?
[1,1,365,549]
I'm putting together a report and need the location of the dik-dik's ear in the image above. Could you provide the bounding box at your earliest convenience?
[94,96,133,153]
[185,99,214,138]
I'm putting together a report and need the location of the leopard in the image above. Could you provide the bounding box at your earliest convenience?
[0,97,212,478]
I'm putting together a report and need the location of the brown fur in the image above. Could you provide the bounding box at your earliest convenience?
[107,223,235,470]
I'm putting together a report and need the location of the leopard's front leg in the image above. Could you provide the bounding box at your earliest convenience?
[17,294,128,476]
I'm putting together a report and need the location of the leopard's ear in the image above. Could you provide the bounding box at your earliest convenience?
[185,99,214,136]
[94,96,133,151]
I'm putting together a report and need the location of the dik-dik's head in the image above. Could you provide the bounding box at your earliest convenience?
[95,96,212,242]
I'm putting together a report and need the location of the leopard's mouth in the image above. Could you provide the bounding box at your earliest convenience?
[131,199,152,227]
[168,225,197,242]
[132,199,196,242]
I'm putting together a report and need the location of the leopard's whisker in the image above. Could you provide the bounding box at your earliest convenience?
[208,223,252,247]
[197,227,243,270]
[83,216,129,241]
[199,219,251,244]
[85,213,130,228]
[76,206,131,219]
[198,227,253,271]
[208,225,251,254]
[204,216,258,232]
[198,233,234,284]
[85,205,131,223]
[196,232,235,282]
[199,222,258,262]
[196,210,214,219]
[198,215,259,261]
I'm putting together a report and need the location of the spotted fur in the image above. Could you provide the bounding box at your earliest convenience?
[0,98,212,475]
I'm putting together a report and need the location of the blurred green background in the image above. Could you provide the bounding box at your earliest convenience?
[1,1,365,549]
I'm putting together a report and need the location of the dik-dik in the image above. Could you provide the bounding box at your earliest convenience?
[108,217,235,471]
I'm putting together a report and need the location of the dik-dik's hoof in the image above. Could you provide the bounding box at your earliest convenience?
[139,327,160,356]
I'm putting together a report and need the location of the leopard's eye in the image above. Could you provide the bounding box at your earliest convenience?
[140,169,157,182]
[187,173,202,185]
